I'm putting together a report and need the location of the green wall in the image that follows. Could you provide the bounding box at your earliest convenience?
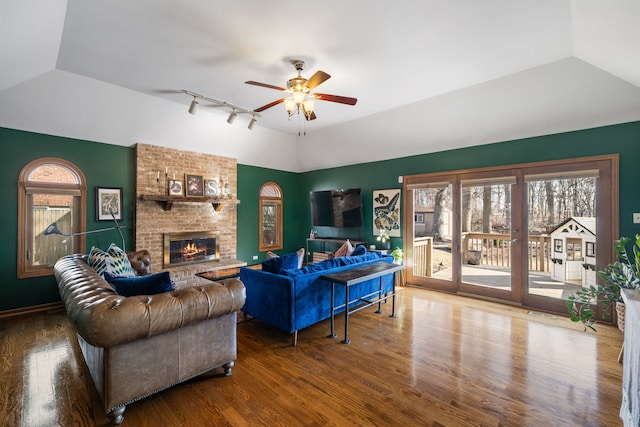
[0,127,134,311]
[2,121,640,312]
[236,164,303,262]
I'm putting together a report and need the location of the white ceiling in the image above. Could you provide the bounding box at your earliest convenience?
[1,0,640,172]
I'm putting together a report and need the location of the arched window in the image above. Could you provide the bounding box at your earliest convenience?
[259,182,283,252]
[17,158,86,278]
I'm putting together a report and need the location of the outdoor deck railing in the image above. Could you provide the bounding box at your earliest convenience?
[462,232,551,272]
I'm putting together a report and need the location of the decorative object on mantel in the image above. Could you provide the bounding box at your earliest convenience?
[205,180,219,197]
[184,90,259,130]
[566,235,640,332]
[185,174,204,197]
[140,194,240,212]
[169,180,183,196]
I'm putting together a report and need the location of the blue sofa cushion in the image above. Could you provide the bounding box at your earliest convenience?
[339,252,381,265]
[262,252,299,274]
[351,244,367,256]
[104,271,174,297]
[282,257,345,277]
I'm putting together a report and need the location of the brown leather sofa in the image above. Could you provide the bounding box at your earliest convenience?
[54,253,246,425]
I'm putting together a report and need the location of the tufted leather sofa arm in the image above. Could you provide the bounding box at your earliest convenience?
[126,250,151,276]
[54,254,246,348]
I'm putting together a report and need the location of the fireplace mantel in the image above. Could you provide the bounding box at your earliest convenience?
[141,194,240,212]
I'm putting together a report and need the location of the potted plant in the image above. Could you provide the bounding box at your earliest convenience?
[390,247,404,265]
[567,235,640,331]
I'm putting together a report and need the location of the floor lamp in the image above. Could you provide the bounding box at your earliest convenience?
[44,213,127,250]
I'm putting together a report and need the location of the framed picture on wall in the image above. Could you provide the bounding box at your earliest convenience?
[185,174,204,197]
[169,180,183,196]
[96,187,122,221]
[373,189,401,237]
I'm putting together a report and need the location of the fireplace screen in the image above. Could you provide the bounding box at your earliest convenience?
[164,231,220,267]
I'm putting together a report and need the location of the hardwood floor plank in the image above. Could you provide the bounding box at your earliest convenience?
[0,287,623,426]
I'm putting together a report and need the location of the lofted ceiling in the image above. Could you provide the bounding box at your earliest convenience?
[1,0,640,172]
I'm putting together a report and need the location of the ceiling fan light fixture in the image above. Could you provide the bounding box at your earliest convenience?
[284,98,296,113]
[303,99,315,114]
[227,110,237,124]
[292,90,305,104]
[188,98,198,115]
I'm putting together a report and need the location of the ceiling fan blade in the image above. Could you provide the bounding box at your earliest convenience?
[254,98,284,112]
[313,93,358,105]
[305,71,331,90]
[245,81,287,91]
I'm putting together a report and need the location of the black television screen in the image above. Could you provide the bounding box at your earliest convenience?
[310,188,363,228]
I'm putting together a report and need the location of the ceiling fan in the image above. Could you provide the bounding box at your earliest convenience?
[245,60,357,121]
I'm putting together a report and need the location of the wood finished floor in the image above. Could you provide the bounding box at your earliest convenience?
[0,287,623,426]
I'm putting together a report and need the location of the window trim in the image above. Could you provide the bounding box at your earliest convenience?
[258,182,283,252]
[17,158,86,278]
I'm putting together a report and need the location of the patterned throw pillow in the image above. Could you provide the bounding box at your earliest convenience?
[107,244,137,277]
[88,246,112,276]
[87,244,136,277]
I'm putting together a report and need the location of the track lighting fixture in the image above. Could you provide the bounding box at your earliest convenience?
[248,116,257,130]
[188,97,198,115]
[182,90,259,130]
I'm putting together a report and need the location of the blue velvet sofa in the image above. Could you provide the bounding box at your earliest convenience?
[239,251,395,345]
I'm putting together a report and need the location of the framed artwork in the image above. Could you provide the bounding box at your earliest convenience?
[185,174,204,197]
[373,189,401,237]
[96,187,122,221]
[205,179,219,197]
[169,180,183,196]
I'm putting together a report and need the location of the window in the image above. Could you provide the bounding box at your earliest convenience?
[259,182,282,252]
[17,158,86,278]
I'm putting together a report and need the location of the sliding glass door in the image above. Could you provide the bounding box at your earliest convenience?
[403,155,618,316]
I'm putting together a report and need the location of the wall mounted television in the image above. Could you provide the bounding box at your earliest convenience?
[310,188,363,228]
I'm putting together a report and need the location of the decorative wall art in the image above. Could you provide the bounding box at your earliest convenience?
[96,187,122,221]
[205,179,219,197]
[169,180,183,196]
[373,189,401,237]
[185,174,204,197]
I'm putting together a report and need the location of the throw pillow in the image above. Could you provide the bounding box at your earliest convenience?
[351,244,367,256]
[261,252,299,274]
[104,271,174,297]
[88,244,137,277]
[107,244,137,277]
[266,247,305,269]
[88,246,112,276]
[333,240,354,258]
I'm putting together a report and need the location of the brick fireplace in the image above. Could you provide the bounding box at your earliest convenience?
[164,231,220,267]
[134,143,245,288]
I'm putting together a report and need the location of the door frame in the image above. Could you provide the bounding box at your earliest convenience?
[403,154,618,314]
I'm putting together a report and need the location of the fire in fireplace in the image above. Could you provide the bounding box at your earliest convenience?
[163,231,220,267]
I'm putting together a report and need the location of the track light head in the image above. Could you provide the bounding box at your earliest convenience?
[188,98,198,115]
[248,117,257,130]
[227,111,237,124]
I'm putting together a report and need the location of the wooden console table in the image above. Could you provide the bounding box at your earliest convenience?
[320,262,403,344]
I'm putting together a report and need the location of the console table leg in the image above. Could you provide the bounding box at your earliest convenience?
[342,285,351,344]
[390,272,397,318]
[328,282,336,338]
